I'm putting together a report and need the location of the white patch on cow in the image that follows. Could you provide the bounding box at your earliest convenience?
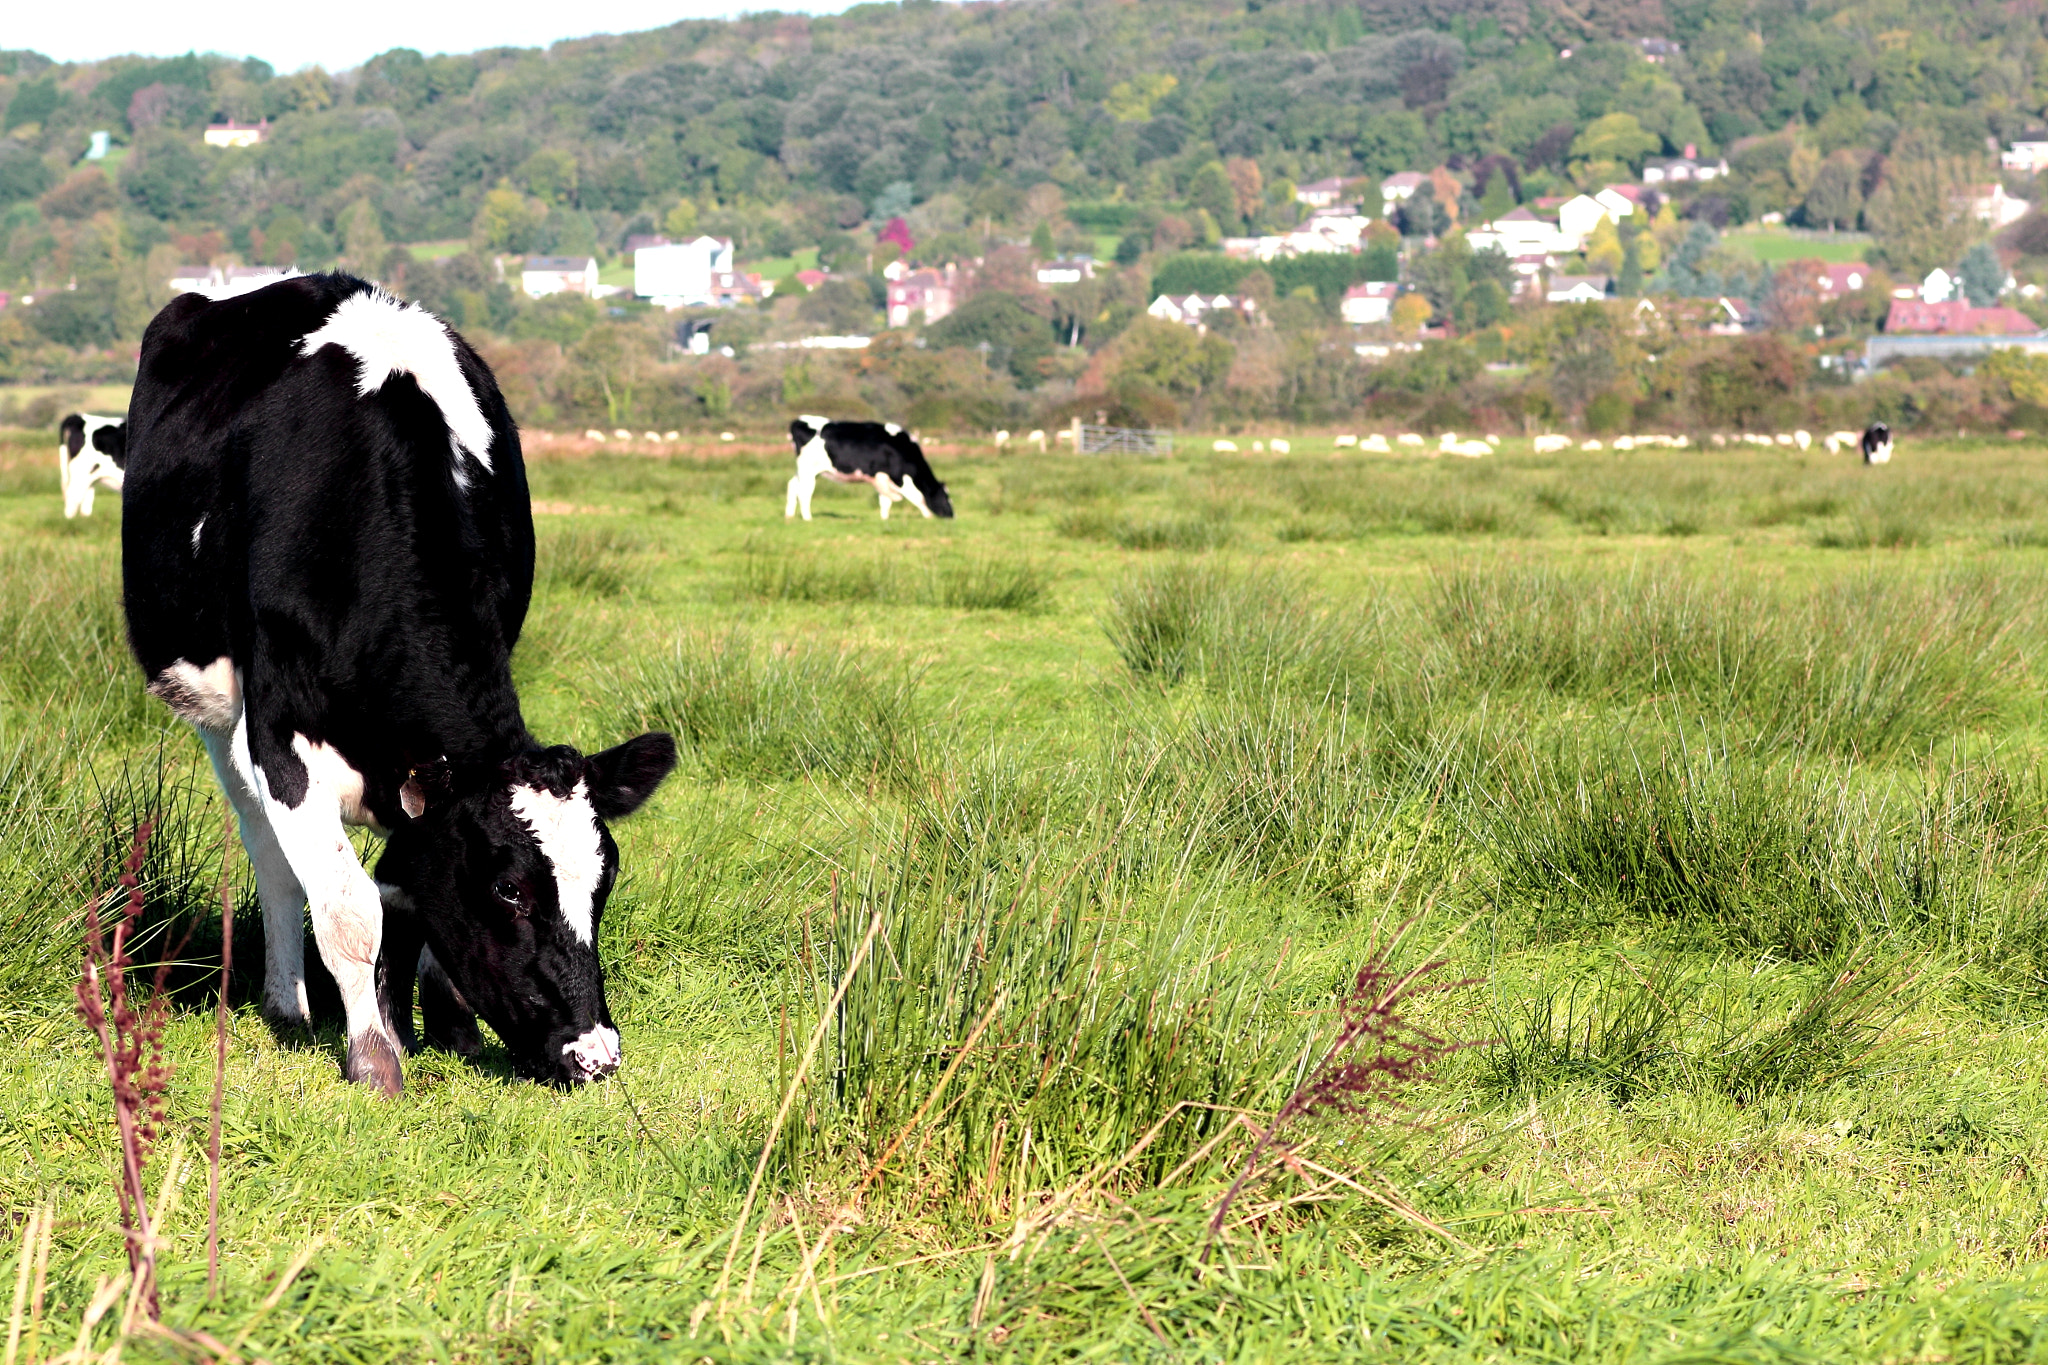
[149,655,240,731]
[884,421,902,435]
[299,290,494,473]
[293,734,379,829]
[786,433,836,520]
[562,1024,621,1077]
[375,881,414,911]
[508,781,603,945]
[190,517,205,553]
[798,414,831,431]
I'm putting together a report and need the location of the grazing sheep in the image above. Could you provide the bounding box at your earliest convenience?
[1027,429,1046,450]
[1334,433,1359,448]
[643,431,661,441]
[585,429,607,441]
[1362,434,1393,453]
[1397,433,1425,447]
[1614,435,1636,450]
[1581,439,1603,451]
[1533,434,1572,453]
[1253,440,1265,453]
[1485,434,1500,445]
[1439,433,1490,457]
[994,429,1011,450]
[1831,430,1860,449]
[720,431,736,441]
[1774,433,1793,446]
[1056,428,1074,443]
[1270,437,1291,454]
[1793,429,1812,450]
[613,428,631,440]
[1711,433,1727,446]
[1213,439,1239,452]
[663,431,680,441]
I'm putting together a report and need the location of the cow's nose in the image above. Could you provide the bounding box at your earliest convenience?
[561,1024,621,1082]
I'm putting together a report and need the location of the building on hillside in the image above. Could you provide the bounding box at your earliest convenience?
[794,268,829,290]
[886,265,959,327]
[203,120,269,148]
[1295,176,1351,208]
[1546,274,1612,304]
[1036,257,1096,285]
[1146,292,1257,329]
[169,265,219,295]
[168,264,295,299]
[522,256,600,298]
[622,233,670,255]
[635,236,735,307]
[1867,331,2048,367]
[1340,281,1399,325]
[2003,137,2048,173]
[1222,236,1287,261]
[1883,299,2039,335]
[1595,185,1643,218]
[1812,263,1872,296]
[1920,268,1955,303]
[1380,172,1427,209]
[1465,206,1576,256]
[709,271,770,305]
[1554,194,1613,246]
[1708,297,1756,335]
[1956,182,2031,228]
[1637,37,1682,61]
[1642,150,1728,183]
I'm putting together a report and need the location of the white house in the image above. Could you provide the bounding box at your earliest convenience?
[1340,282,1398,325]
[1957,183,2030,228]
[1147,293,1255,328]
[1380,171,1427,208]
[522,256,600,299]
[1295,176,1350,208]
[167,264,295,299]
[1546,274,1611,304]
[1921,268,1955,303]
[2003,139,2048,173]
[1594,186,1641,220]
[202,120,268,148]
[1036,257,1096,285]
[1555,194,1611,246]
[1465,206,1576,256]
[635,236,736,307]
[1642,146,1727,184]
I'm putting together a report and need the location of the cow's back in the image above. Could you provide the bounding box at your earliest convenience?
[124,273,534,768]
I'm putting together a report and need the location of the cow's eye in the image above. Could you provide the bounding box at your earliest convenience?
[492,879,524,909]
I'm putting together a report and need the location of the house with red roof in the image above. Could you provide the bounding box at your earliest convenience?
[1883,299,2038,335]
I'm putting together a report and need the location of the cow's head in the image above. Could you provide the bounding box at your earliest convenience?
[376,733,677,1085]
[920,477,955,518]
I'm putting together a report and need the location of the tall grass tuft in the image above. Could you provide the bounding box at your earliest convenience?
[1103,558,1385,695]
[608,630,924,784]
[537,525,642,597]
[1058,505,1233,550]
[1432,560,2035,758]
[741,544,1049,612]
[0,545,160,743]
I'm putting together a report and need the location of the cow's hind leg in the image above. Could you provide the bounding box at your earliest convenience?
[375,883,423,1053]
[417,946,483,1059]
[192,695,312,1033]
[244,733,404,1094]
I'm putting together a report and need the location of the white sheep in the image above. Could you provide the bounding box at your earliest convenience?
[1397,433,1425,447]
[663,431,680,441]
[613,428,631,440]
[1270,437,1291,454]
[1362,434,1393,453]
[1443,438,1492,457]
[643,431,661,441]
[1533,434,1572,454]
[720,431,736,441]
[1252,440,1265,453]
[1334,433,1359,448]
[1027,429,1046,450]
[994,429,1011,449]
[585,429,607,441]
[1793,429,1812,450]
[1213,439,1239,452]
[1711,433,1727,446]
[1581,439,1603,451]
[1614,435,1636,451]
[1485,434,1500,445]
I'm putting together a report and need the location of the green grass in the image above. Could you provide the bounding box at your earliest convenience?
[1716,228,1872,263]
[739,247,820,283]
[11,431,2048,1360]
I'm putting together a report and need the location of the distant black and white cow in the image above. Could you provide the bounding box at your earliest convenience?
[123,272,678,1094]
[1862,422,1893,465]
[786,416,955,520]
[57,412,128,518]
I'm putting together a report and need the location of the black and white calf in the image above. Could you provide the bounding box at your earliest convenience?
[123,272,677,1094]
[786,416,954,520]
[57,412,127,518]
[1862,422,1893,465]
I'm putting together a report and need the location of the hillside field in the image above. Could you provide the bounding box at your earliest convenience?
[8,431,2048,1361]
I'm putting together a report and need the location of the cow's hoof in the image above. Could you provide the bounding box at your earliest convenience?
[261,1003,314,1044]
[345,1030,404,1096]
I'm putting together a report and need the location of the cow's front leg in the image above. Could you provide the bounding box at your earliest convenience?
[875,471,897,520]
[250,733,404,1094]
[898,479,934,519]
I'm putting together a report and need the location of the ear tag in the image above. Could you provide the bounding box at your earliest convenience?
[400,775,426,820]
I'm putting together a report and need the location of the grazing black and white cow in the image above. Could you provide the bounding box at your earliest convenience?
[122,272,678,1094]
[1862,421,1893,465]
[786,416,954,520]
[57,412,128,518]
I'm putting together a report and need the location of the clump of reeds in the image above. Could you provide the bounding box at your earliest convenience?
[740,545,1049,613]
[537,526,642,597]
[1102,558,1382,695]
[609,630,924,784]
[74,820,171,1321]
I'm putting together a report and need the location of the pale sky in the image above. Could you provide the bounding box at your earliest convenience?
[12,0,862,74]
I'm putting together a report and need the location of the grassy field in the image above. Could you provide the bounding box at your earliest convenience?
[7,428,2048,1361]
[1716,229,1873,264]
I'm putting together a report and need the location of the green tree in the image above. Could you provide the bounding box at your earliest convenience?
[1108,317,1233,396]
[1801,156,1864,231]
[1619,235,1643,296]
[518,150,579,205]
[1187,161,1238,229]
[1030,220,1055,259]
[1959,241,2004,307]
[472,184,544,252]
[1479,171,1514,224]
[1864,148,1972,278]
[1571,113,1659,170]
[928,291,1055,387]
[119,130,208,220]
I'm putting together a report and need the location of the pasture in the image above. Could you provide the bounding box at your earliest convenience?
[8,428,2048,1361]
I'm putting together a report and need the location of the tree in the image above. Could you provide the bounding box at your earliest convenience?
[1570,113,1659,170]
[1105,317,1232,396]
[927,291,1055,387]
[1187,161,1238,229]
[1585,217,1623,274]
[1391,293,1432,332]
[119,131,208,220]
[1030,220,1055,259]
[1479,171,1514,225]
[1802,155,1864,231]
[518,150,579,205]
[1959,241,2004,307]
[1619,236,1643,296]
[1865,151,1972,279]
[472,184,544,252]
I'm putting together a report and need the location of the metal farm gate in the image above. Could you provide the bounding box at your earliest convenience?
[1076,424,1174,456]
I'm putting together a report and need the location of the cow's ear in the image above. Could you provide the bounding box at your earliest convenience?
[586,733,678,820]
[400,756,453,819]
